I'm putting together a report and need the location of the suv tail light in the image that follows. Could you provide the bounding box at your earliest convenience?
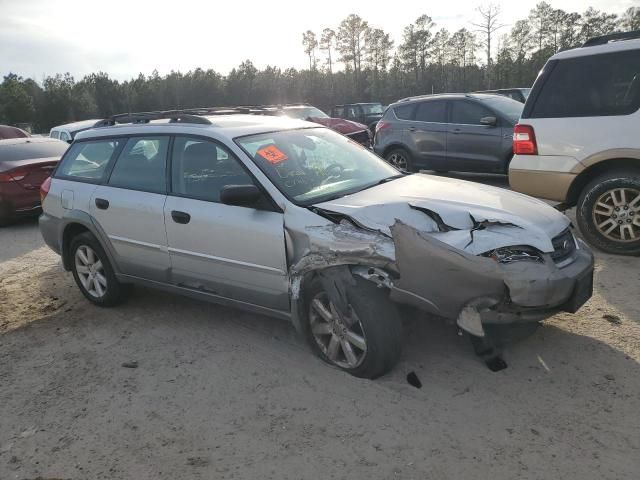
[0,168,29,183]
[40,176,52,203]
[513,124,538,155]
[375,120,390,134]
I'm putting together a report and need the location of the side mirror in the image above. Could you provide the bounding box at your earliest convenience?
[220,184,262,208]
[480,116,497,126]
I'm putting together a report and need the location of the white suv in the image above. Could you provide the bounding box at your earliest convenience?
[510,31,640,255]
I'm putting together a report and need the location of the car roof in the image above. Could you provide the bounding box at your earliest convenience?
[391,93,497,107]
[0,136,63,147]
[50,119,104,132]
[551,37,640,61]
[74,114,322,142]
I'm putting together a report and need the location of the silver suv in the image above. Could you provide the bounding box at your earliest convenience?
[40,108,594,378]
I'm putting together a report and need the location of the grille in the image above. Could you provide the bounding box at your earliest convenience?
[550,228,577,264]
[346,129,371,147]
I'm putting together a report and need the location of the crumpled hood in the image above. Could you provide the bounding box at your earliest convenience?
[313,173,570,254]
[309,117,369,134]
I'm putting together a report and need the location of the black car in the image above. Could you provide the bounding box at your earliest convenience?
[330,103,385,132]
[474,88,531,103]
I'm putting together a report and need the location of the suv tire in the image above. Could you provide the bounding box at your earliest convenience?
[302,275,403,379]
[385,148,415,173]
[70,232,131,306]
[577,170,640,255]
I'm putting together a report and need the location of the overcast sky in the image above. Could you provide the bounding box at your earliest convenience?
[0,0,635,82]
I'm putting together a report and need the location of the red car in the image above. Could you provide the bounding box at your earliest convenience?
[0,124,30,140]
[266,104,372,147]
[0,137,68,225]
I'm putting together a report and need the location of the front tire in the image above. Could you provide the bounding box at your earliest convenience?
[70,232,130,306]
[385,148,415,173]
[302,275,403,379]
[576,170,640,255]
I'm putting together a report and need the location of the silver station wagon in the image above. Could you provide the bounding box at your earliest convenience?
[40,108,595,378]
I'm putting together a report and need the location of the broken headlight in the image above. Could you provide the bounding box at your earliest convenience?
[481,246,544,264]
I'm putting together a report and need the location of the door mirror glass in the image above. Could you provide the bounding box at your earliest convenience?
[480,116,497,126]
[220,184,262,207]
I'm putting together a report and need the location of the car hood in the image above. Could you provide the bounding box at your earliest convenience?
[313,173,570,254]
[309,117,369,134]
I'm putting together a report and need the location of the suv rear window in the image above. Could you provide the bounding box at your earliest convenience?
[57,139,121,181]
[393,103,415,120]
[530,49,640,118]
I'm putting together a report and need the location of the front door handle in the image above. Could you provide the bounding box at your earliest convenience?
[95,198,109,210]
[408,126,417,132]
[451,128,462,135]
[171,210,191,224]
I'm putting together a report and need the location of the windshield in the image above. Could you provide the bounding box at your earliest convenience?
[361,103,384,115]
[236,128,400,205]
[281,107,329,120]
[482,96,524,124]
[0,140,68,163]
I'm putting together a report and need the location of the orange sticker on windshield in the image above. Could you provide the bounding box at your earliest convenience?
[257,145,288,164]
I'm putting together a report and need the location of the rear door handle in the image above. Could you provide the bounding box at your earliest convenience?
[408,126,417,132]
[451,128,462,135]
[95,198,109,210]
[171,210,191,224]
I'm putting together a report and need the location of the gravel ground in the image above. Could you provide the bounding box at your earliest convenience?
[1,176,639,480]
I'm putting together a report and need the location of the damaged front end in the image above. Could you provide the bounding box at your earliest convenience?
[285,191,594,340]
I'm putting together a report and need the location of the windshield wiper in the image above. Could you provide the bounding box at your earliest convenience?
[376,173,405,185]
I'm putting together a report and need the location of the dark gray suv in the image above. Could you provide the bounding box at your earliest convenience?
[373,93,523,173]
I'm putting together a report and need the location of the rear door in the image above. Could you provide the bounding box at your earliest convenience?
[404,99,448,170]
[89,135,171,282]
[163,136,288,311]
[446,99,503,172]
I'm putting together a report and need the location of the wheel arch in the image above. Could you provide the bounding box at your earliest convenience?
[567,158,640,206]
[60,213,119,273]
[381,143,411,158]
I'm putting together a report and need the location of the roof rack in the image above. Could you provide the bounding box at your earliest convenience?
[582,30,640,47]
[102,104,314,126]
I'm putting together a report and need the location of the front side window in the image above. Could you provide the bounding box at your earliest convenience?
[530,50,640,118]
[171,136,256,203]
[108,136,168,193]
[50,131,60,139]
[236,128,400,205]
[362,103,384,115]
[450,101,494,125]
[415,100,447,123]
[57,139,121,180]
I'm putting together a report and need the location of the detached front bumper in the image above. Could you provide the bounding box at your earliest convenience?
[458,242,594,334]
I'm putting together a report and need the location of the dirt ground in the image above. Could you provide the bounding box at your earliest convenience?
[1,174,640,480]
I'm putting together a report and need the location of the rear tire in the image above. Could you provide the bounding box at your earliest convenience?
[385,148,415,173]
[302,275,403,379]
[576,170,640,256]
[70,232,130,306]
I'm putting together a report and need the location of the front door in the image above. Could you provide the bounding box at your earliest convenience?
[446,100,503,172]
[163,136,289,312]
[89,135,171,282]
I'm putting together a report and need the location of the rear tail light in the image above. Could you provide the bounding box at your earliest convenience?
[0,168,29,183]
[375,120,390,134]
[513,124,538,155]
[40,176,52,203]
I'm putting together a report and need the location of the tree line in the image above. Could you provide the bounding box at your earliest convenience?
[1,3,639,133]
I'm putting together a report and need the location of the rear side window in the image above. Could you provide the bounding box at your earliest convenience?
[450,101,494,125]
[59,131,71,142]
[334,106,345,117]
[530,50,640,118]
[56,139,120,180]
[50,131,60,139]
[393,103,416,120]
[171,136,255,203]
[108,136,168,194]
[415,100,447,123]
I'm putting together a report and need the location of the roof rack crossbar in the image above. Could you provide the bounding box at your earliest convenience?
[583,30,640,47]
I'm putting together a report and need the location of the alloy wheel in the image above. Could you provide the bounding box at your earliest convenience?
[75,245,108,298]
[592,187,640,242]
[387,152,408,172]
[309,292,367,369]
